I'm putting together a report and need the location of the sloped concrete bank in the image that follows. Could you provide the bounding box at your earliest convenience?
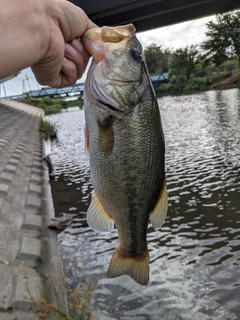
[0,99,63,319]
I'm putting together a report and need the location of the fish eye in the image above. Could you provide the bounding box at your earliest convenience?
[131,49,142,63]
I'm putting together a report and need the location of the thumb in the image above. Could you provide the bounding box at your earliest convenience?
[56,1,97,41]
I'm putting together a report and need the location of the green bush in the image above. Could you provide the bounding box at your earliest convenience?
[184,77,207,91]
[41,96,56,106]
[156,74,188,94]
[155,83,174,94]
[37,101,62,115]
[19,96,84,114]
[207,71,229,84]
[61,98,84,109]
[45,104,62,115]
[38,118,57,139]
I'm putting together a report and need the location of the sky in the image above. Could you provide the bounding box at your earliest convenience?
[0,15,214,98]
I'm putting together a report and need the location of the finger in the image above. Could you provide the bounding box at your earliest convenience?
[59,57,78,87]
[32,42,87,88]
[57,1,97,41]
[68,39,90,78]
[31,58,63,87]
[64,41,90,79]
[70,39,90,67]
[32,56,77,88]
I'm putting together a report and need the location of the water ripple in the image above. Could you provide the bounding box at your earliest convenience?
[46,89,240,319]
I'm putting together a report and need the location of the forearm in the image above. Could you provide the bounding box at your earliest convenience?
[0,0,49,79]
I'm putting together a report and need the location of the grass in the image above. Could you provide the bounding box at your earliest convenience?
[17,259,96,320]
[38,118,57,140]
[16,96,84,115]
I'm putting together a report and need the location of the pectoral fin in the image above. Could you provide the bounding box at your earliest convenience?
[149,178,168,230]
[98,116,114,155]
[84,124,90,157]
[87,190,114,232]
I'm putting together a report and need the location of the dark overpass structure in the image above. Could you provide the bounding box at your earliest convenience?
[70,0,240,32]
[6,74,168,99]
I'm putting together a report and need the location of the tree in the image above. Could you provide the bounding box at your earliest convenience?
[144,43,170,74]
[169,45,198,81]
[201,11,240,66]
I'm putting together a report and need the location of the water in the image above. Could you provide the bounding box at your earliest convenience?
[46,88,240,320]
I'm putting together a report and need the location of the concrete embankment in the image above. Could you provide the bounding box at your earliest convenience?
[0,99,61,319]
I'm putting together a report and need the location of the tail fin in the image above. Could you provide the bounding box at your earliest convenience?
[107,245,150,286]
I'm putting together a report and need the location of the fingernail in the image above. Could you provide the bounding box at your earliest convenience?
[63,57,68,63]
[72,38,83,52]
[65,43,77,58]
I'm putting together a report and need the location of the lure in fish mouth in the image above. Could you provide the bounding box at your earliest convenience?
[82,24,168,286]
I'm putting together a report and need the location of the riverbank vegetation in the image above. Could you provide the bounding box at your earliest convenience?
[16,96,84,115]
[17,10,240,111]
[39,118,57,140]
[18,259,95,320]
[144,10,240,95]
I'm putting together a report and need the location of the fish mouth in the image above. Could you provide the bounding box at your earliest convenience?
[82,24,136,63]
[97,100,125,115]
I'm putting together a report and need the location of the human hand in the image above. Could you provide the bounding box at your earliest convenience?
[31,0,96,88]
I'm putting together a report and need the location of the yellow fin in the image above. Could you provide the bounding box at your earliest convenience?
[84,124,90,157]
[87,191,114,232]
[98,116,114,155]
[107,245,150,286]
[149,178,168,230]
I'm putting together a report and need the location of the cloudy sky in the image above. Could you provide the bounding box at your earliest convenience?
[1,15,214,98]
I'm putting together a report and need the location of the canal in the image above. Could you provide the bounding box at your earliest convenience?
[46,88,240,320]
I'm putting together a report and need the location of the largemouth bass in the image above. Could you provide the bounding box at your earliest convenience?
[82,24,168,286]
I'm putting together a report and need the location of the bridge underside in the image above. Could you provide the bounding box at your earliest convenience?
[70,0,240,32]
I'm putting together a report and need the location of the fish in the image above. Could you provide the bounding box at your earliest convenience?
[82,24,168,286]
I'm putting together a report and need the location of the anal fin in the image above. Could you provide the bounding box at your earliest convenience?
[107,245,150,286]
[149,178,168,230]
[87,190,114,232]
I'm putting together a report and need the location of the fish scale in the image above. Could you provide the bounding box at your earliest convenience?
[82,24,168,285]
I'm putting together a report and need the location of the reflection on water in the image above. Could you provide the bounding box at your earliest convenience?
[46,89,240,320]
